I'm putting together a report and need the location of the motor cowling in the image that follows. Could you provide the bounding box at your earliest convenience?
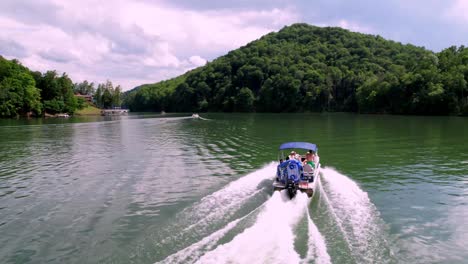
[285,160,301,184]
[278,159,302,199]
[277,159,303,183]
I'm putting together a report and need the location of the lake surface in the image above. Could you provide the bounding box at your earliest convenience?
[0,113,467,264]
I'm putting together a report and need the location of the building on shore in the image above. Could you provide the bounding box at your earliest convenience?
[75,93,93,103]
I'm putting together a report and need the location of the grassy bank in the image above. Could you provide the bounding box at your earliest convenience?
[75,104,101,116]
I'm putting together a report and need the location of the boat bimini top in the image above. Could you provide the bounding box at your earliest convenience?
[279,142,318,152]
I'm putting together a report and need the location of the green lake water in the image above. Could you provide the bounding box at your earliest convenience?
[0,113,467,263]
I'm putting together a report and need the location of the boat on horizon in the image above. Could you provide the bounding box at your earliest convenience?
[191,113,199,118]
[273,142,321,199]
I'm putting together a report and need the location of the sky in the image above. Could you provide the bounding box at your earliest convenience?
[1,0,468,91]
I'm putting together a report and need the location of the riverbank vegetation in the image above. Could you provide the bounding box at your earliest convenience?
[0,56,122,118]
[74,104,101,116]
[125,23,468,115]
[94,81,122,110]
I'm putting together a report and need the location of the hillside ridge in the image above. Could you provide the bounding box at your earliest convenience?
[125,23,468,115]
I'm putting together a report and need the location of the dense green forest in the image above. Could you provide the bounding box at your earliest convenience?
[125,23,468,115]
[71,79,123,109]
[0,56,122,117]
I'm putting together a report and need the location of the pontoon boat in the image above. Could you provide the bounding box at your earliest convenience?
[273,142,321,199]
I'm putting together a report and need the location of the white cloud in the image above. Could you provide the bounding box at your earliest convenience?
[120,2,298,56]
[314,19,374,34]
[0,0,299,90]
[0,38,28,57]
[445,0,468,24]
[189,56,207,67]
[337,19,373,34]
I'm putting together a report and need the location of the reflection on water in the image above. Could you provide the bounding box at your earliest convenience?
[0,113,467,263]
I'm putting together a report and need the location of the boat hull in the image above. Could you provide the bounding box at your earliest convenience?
[273,180,315,198]
[273,165,320,199]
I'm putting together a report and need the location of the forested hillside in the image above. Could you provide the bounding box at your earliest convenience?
[0,57,43,117]
[125,23,468,115]
[0,56,122,118]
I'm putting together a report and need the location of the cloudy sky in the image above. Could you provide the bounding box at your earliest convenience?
[1,0,467,90]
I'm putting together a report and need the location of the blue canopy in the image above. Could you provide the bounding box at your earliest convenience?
[279,142,317,152]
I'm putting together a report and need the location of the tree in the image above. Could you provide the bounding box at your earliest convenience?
[173,83,195,111]
[74,80,95,95]
[0,58,41,117]
[102,88,113,109]
[58,73,79,113]
[95,84,103,108]
[39,71,60,101]
[235,87,255,112]
[113,85,122,107]
[0,75,42,117]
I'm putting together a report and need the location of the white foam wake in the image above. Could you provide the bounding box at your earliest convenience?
[302,207,331,264]
[195,191,310,264]
[157,164,334,264]
[180,162,276,233]
[320,167,392,263]
[155,163,276,262]
[157,209,256,264]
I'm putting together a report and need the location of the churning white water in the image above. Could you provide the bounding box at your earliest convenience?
[197,191,314,264]
[302,206,332,264]
[156,163,277,263]
[319,167,393,263]
[157,165,392,264]
[178,162,277,235]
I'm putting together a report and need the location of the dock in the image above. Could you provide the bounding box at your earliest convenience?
[101,109,129,116]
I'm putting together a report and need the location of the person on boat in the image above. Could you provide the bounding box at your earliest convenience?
[304,150,315,168]
[289,151,296,160]
[296,153,302,161]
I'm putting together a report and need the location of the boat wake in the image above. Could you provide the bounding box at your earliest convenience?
[158,190,330,264]
[302,206,331,264]
[156,165,393,264]
[153,163,276,263]
[195,192,330,264]
[191,114,210,120]
[317,167,394,263]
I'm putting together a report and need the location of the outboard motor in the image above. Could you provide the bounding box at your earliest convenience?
[277,159,302,199]
[286,181,297,199]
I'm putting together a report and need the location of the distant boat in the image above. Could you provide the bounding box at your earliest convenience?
[192,113,199,118]
[56,113,70,118]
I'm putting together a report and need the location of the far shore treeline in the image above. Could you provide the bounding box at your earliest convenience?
[0,56,122,118]
[125,23,468,115]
